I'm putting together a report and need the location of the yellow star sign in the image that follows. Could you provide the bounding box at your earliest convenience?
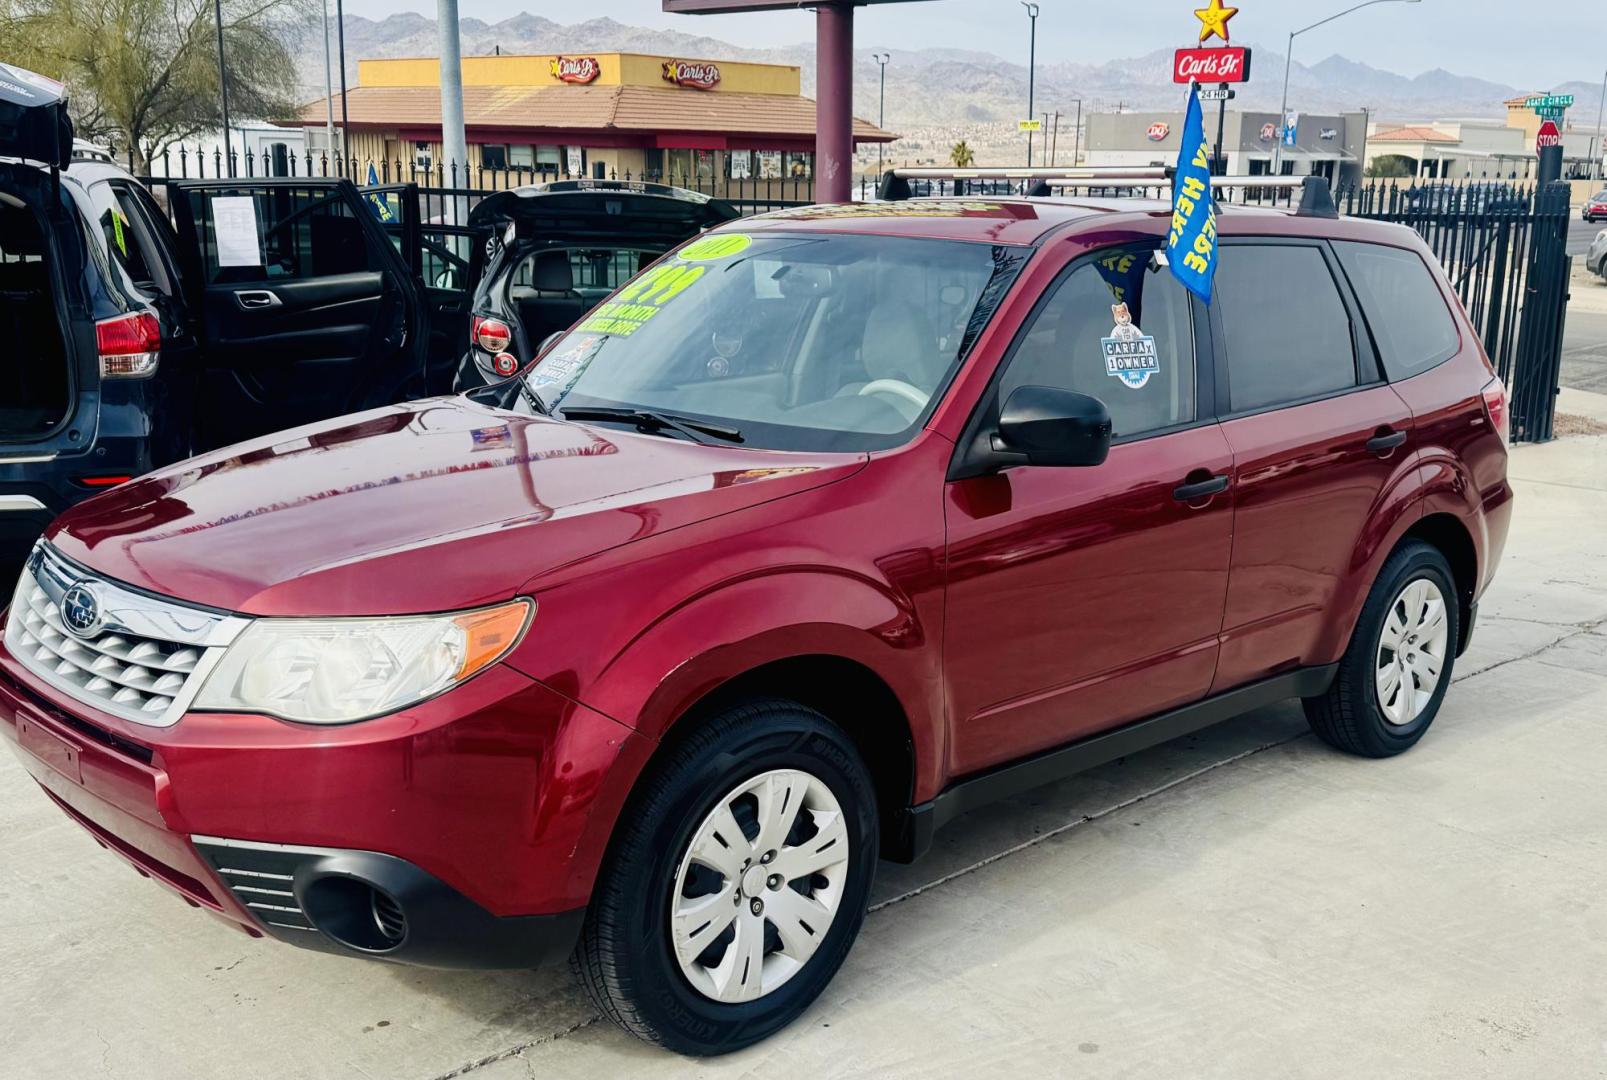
[1194,0,1239,43]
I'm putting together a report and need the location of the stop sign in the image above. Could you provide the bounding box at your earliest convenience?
[1536,120,1562,154]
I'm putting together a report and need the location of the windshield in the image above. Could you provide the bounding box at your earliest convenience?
[516,231,1027,452]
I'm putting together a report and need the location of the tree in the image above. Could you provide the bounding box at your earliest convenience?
[950,140,975,168]
[0,0,306,167]
[1365,154,1416,179]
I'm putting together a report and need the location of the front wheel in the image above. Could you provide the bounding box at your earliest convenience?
[571,699,879,1055]
[1304,541,1460,758]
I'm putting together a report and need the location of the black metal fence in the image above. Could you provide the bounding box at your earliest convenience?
[115,144,814,220]
[123,143,1574,442]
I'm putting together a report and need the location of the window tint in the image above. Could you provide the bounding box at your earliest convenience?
[510,248,657,291]
[1217,244,1356,413]
[1001,247,1195,439]
[87,182,157,289]
[1333,241,1460,380]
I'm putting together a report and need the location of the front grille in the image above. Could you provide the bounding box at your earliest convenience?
[4,545,248,727]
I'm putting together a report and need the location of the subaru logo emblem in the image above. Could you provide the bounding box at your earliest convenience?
[60,582,102,638]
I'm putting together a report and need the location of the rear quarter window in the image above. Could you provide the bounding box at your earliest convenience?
[1334,241,1460,381]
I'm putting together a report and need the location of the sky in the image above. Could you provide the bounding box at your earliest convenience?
[334,1,1604,92]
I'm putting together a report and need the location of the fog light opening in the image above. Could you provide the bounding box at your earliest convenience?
[301,876,408,953]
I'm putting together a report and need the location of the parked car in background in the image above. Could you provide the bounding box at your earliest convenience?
[1,63,470,573]
[1583,190,1607,223]
[1,184,1512,1054]
[457,179,736,389]
[1590,227,1607,280]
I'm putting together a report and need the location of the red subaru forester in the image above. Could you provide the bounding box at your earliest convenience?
[1,190,1511,1055]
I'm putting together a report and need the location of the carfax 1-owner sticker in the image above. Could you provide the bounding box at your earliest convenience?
[1101,302,1161,389]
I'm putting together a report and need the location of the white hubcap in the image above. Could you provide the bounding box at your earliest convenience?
[1376,577,1450,726]
[670,769,850,1004]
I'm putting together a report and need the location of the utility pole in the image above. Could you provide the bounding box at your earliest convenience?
[321,0,336,173]
[1021,2,1038,167]
[873,52,890,174]
[437,0,469,194]
[1595,68,1606,180]
[1072,98,1082,166]
[212,0,232,172]
[1048,111,1059,167]
[336,0,351,173]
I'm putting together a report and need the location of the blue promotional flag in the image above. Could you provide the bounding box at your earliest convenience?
[364,162,395,223]
[1167,84,1218,305]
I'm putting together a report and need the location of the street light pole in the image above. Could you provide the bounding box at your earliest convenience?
[212,0,232,171]
[1274,0,1421,174]
[1594,68,1606,180]
[873,52,890,174]
[1022,2,1038,167]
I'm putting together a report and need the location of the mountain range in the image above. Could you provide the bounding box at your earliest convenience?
[288,14,1604,165]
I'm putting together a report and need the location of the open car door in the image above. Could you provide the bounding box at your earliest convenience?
[165,178,427,448]
[363,181,475,397]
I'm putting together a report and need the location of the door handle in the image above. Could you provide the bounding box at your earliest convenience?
[234,289,282,310]
[1173,474,1230,502]
[1366,429,1408,455]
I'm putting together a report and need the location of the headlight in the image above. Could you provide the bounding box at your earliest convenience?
[193,600,533,724]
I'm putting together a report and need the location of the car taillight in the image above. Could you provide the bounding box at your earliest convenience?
[96,312,160,378]
[471,315,512,354]
[1481,377,1508,443]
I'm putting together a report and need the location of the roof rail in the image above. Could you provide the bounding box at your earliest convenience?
[876,168,1340,218]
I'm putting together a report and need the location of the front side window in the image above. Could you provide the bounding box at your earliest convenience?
[1000,246,1196,440]
[516,232,1027,452]
[189,187,370,283]
[1333,241,1460,381]
[1216,243,1357,413]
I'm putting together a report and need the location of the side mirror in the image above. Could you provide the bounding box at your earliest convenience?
[994,385,1112,468]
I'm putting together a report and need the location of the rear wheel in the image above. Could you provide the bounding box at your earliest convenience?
[1304,541,1460,758]
[571,699,878,1055]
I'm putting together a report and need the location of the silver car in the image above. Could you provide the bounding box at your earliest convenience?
[1592,227,1607,280]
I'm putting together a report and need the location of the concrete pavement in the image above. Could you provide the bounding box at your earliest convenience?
[3,436,1606,1079]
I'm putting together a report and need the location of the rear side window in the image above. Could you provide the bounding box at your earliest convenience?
[1216,244,1356,413]
[1334,241,1460,380]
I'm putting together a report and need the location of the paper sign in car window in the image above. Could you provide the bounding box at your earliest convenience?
[211,196,263,268]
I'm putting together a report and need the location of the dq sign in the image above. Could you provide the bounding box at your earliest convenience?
[549,56,601,84]
[1173,46,1252,84]
[662,60,722,89]
[1147,122,1171,141]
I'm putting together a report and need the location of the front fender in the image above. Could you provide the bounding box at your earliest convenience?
[555,565,935,734]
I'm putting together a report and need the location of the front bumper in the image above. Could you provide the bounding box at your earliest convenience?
[0,638,651,969]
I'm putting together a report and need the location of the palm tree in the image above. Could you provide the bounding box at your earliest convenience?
[950,140,976,168]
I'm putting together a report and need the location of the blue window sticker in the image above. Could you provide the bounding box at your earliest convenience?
[1101,303,1161,390]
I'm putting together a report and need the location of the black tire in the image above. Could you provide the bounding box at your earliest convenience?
[1304,541,1460,758]
[571,699,879,1056]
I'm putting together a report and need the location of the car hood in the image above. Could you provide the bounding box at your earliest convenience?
[46,396,865,616]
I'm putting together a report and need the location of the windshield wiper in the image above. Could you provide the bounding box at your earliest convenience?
[557,407,744,445]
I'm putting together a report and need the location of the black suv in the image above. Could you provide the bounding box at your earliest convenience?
[1,64,738,573]
[0,65,456,570]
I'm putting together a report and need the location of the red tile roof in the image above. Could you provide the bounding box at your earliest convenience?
[290,85,895,142]
[1369,126,1458,143]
